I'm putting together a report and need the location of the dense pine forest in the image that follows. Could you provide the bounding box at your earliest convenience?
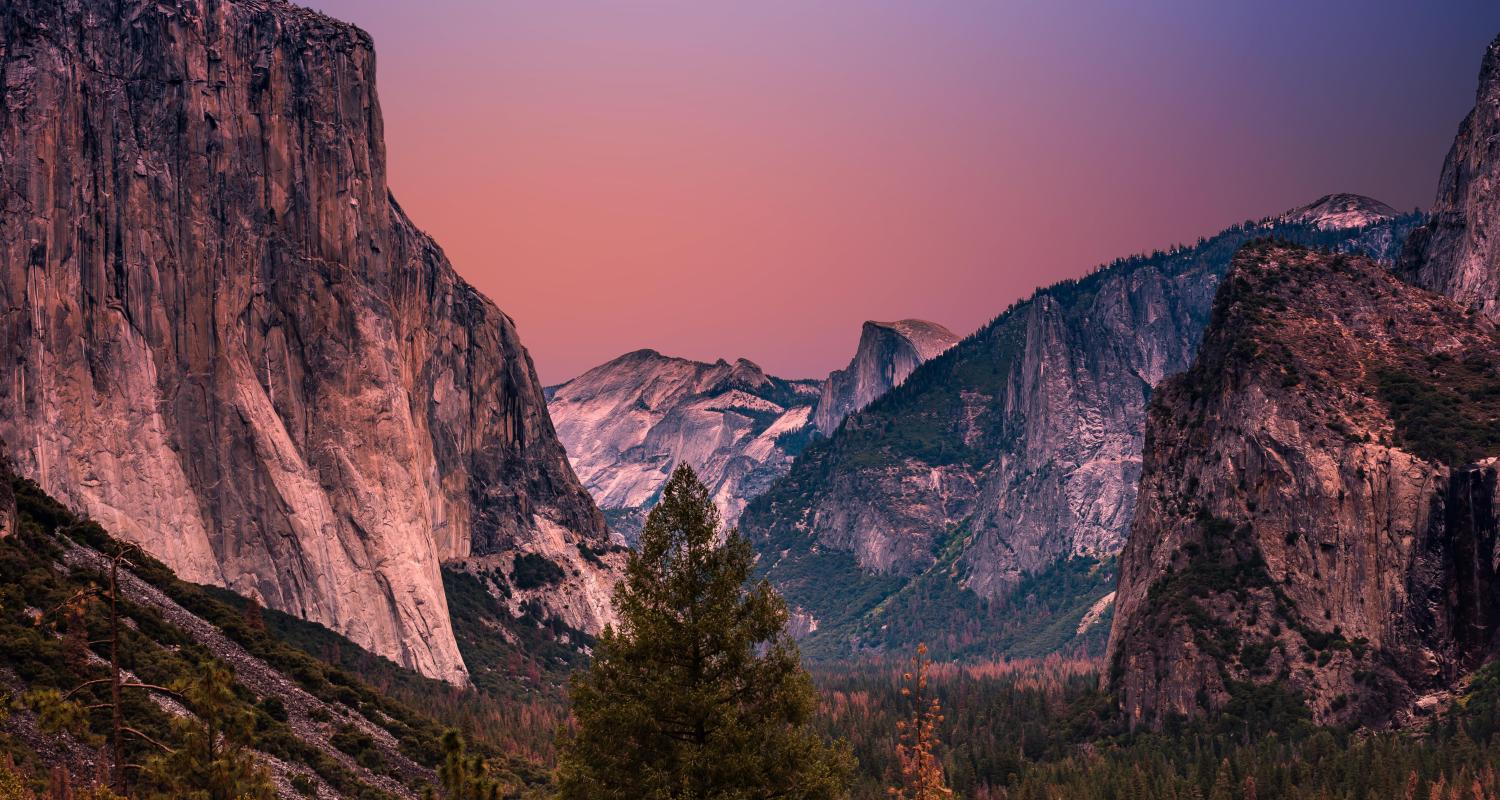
[815,656,1500,799]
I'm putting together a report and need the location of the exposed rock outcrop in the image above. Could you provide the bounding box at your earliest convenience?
[1108,243,1500,728]
[1281,193,1399,231]
[742,205,1420,657]
[0,0,618,684]
[811,320,958,435]
[1400,33,1500,319]
[546,350,821,542]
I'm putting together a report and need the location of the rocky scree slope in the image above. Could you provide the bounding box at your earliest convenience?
[546,320,954,543]
[0,459,555,798]
[0,0,620,684]
[1108,242,1500,729]
[741,205,1421,660]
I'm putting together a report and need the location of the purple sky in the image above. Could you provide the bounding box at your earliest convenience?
[310,0,1500,384]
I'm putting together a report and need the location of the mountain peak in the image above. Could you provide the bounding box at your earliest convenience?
[1280,193,1398,230]
[810,318,958,435]
[864,319,959,361]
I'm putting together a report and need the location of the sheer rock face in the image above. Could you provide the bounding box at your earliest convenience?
[0,0,617,684]
[1109,244,1500,729]
[0,471,13,541]
[1400,33,1500,319]
[546,350,822,542]
[811,320,958,436]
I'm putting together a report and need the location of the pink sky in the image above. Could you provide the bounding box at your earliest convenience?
[312,1,1500,384]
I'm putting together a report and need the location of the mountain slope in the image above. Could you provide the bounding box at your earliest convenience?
[0,459,556,798]
[546,320,954,543]
[546,351,822,542]
[741,205,1422,660]
[812,320,959,436]
[1108,242,1500,729]
[0,0,619,684]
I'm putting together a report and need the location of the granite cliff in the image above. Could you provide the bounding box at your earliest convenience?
[1108,242,1500,728]
[811,320,958,436]
[1109,30,1500,730]
[546,351,821,542]
[1400,34,1500,319]
[0,0,619,684]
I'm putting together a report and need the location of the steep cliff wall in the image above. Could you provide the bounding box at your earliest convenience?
[1108,243,1500,728]
[0,0,618,684]
[742,204,1420,658]
[1400,33,1500,318]
[811,320,958,436]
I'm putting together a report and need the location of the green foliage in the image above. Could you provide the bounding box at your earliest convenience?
[556,465,853,799]
[1378,361,1500,466]
[435,730,512,799]
[818,656,1500,800]
[0,466,555,796]
[0,759,34,800]
[17,688,98,744]
[511,554,566,590]
[139,661,276,800]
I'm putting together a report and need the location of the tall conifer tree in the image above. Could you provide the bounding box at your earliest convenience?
[557,465,851,800]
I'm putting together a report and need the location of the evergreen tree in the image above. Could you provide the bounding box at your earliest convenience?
[435,729,509,800]
[556,465,852,800]
[142,661,275,800]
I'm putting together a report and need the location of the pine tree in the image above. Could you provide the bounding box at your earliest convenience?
[889,644,951,800]
[142,661,275,800]
[556,464,852,800]
[435,730,509,800]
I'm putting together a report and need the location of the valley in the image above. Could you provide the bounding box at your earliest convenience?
[4,0,1500,798]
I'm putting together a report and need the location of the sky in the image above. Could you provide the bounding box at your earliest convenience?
[311,1,1500,384]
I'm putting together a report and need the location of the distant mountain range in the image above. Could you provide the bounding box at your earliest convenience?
[740,196,1422,660]
[546,321,957,542]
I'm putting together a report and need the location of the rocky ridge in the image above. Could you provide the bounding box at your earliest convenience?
[1281,193,1400,231]
[0,0,619,684]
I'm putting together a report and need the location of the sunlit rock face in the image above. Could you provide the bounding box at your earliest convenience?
[1280,193,1399,231]
[547,319,955,544]
[811,320,959,436]
[0,0,619,684]
[1110,243,1500,729]
[547,350,823,542]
